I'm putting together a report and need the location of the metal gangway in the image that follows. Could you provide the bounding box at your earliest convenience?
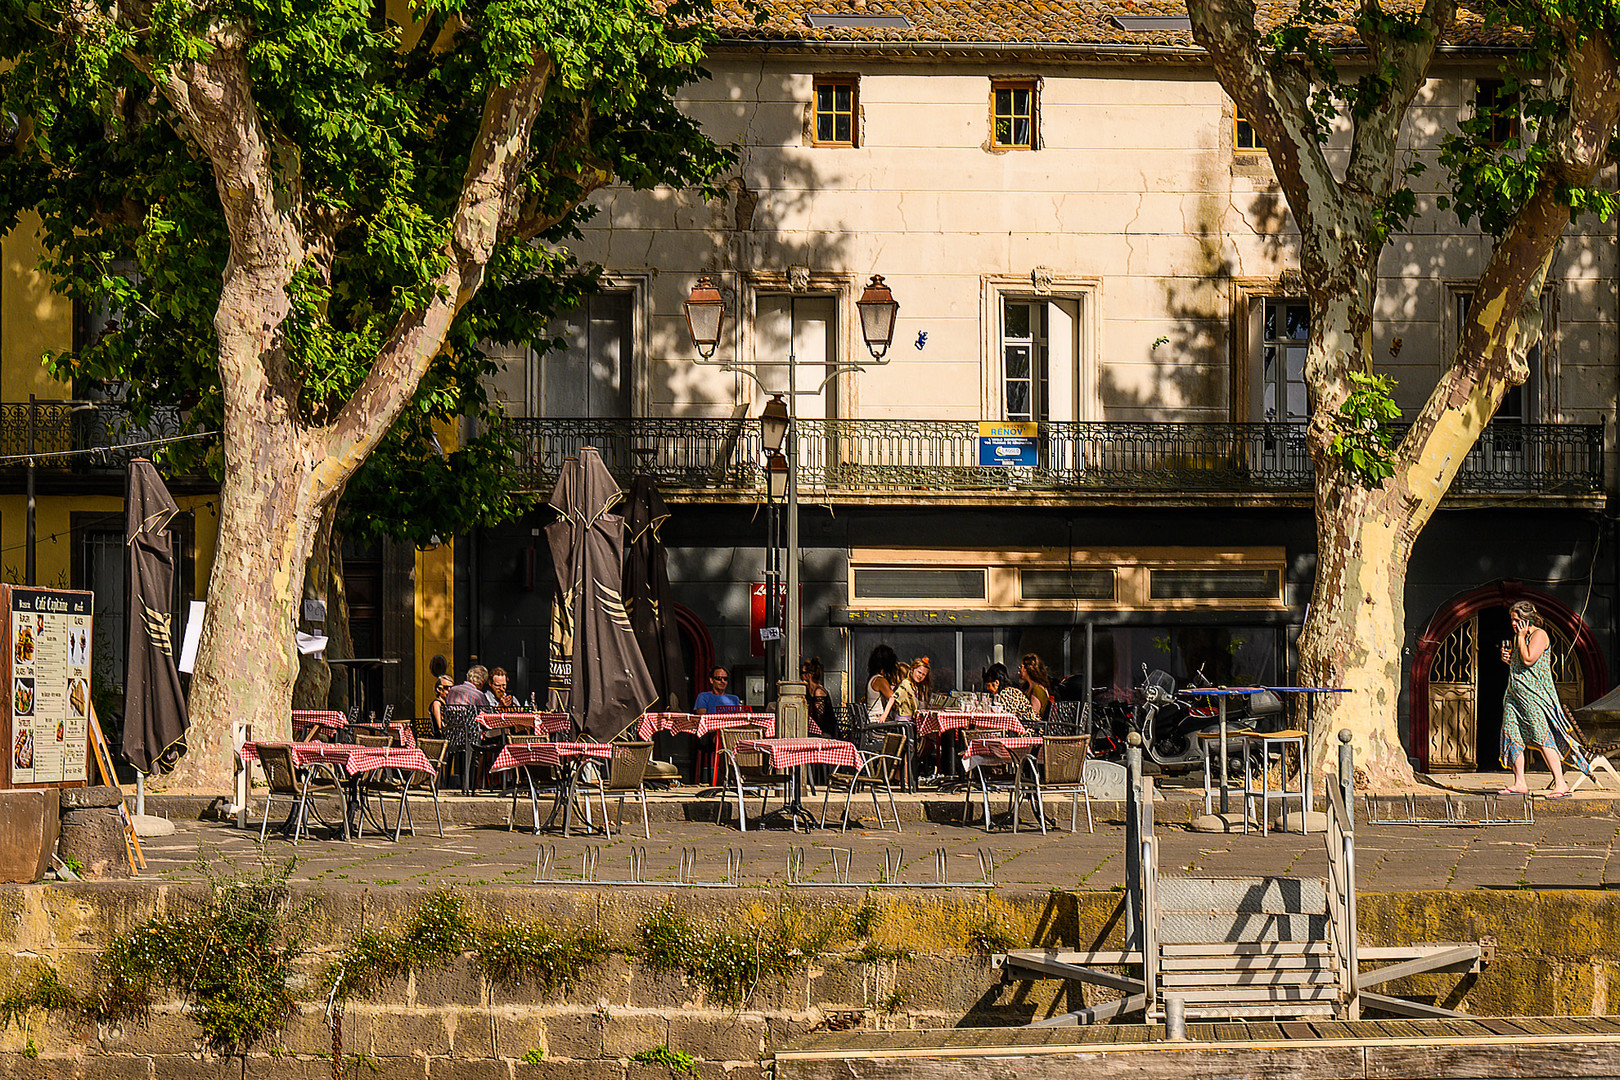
[996,731,1487,1026]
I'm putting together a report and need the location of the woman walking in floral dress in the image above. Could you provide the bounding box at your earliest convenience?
[1499,600,1591,798]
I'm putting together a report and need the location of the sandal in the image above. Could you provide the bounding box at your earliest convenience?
[1545,790,1573,800]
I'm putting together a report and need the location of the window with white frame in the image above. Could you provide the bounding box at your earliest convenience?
[525,291,634,417]
[1259,298,1310,422]
[995,292,1086,422]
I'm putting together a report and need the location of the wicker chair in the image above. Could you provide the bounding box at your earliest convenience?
[1039,735,1093,833]
[718,726,789,832]
[821,731,904,833]
[255,743,348,843]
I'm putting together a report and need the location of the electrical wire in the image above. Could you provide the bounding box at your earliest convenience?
[0,428,218,467]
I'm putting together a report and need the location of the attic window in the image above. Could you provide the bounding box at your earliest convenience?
[806,13,913,28]
[1112,15,1193,31]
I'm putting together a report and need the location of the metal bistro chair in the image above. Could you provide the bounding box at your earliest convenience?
[361,737,448,841]
[959,729,1045,834]
[583,741,655,839]
[851,702,917,791]
[821,731,904,833]
[1038,735,1094,833]
[255,743,349,843]
[443,702,499,793]
[505,735,568,833]
[718,726,789,832]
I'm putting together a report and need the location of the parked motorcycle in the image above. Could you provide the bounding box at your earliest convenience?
[1141,664,1283,770]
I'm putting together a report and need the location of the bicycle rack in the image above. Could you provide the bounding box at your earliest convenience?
[1364,791,1535,827]
[786,846,995,888]
[533,845,743,887]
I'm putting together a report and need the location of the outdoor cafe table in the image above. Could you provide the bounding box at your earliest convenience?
[240,741,434,839]
[292,710,347,739]
[488,741,613,837]
[640,711,778,783]
[733,737,859,831]
[960,736,1044,831]
[478,711,571,735]
[913,710,1025,738]
[1178,685,1351,819]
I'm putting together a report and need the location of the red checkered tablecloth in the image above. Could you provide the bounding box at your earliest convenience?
[488,741,614,773]
[292,710,348,731]
[914,711,1025,738]
[962,737,1043,770]
[479,711,571,734]
[639,711,778,740]
[241,742,433,776]
[734,738,859,770]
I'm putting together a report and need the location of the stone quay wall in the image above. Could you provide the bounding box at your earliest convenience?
[0,883,1617,1078]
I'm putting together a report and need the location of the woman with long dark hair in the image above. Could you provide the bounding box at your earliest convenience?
[866,644,900,722]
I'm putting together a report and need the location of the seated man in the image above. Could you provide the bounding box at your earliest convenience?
[486,666,517,710]
[445,665,489,713]
[693,666,742,714]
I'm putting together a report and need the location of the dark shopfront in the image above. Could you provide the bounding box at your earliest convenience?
[462,501,1611,776]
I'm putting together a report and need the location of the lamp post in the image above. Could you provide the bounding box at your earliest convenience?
[26,396,98,586]
[683,274,900,725]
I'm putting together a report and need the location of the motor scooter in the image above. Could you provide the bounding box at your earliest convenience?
[1141,664,1284,770]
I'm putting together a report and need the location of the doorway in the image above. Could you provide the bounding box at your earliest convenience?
[1413,585,1602,772]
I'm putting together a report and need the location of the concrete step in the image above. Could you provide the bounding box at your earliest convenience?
[1157,875,1328,915]
[1157,911,1332,945]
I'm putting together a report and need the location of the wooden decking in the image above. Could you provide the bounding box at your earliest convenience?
[775,1016,1620,1080]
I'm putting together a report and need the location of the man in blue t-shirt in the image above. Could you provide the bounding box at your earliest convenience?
[693,666,742,714]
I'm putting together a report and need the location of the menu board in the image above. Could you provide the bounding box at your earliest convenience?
[7,588,92,786]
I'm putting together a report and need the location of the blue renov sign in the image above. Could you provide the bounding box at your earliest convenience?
[978,421,1039,467]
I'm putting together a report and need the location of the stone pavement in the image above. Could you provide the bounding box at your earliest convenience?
[131,773,1620,896]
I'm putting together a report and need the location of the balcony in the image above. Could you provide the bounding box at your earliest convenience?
[507,418,1606,502]
[0,402,187,474]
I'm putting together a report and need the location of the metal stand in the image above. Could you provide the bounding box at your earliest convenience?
[786,846,995,888]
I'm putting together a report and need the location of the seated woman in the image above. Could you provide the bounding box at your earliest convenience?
[984,662,1034,728]
[801,657,835,736]
[865,644,900,724]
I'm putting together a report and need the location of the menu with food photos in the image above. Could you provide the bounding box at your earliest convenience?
[4,587,92,787]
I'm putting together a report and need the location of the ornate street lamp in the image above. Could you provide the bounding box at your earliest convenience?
[683,276,726,359]
[764,451,790,501]
[856,274,900,360]
[760,395,790,454]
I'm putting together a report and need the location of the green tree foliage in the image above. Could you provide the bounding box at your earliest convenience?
[0,0,727,547]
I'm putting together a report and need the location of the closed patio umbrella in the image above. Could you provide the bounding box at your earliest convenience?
[545,448,657,740]
[624,472,688,711]
[122,458,190,774]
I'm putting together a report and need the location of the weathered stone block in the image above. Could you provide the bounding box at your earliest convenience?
[57,808,129,881]
[96,1012,201,1056]
[511,1059,621,1080]
[139,1055,242,1080]
[598,1012,668,1059]
[0,790,57,883]
[414,958,485,1008]
[536,1014,599,1060]
[445,1008,493,1058]
[59,787,123,812]
[368,1012,452,1058]
[423,1057,511,1080]
[665,1015,765,1063]
[488,1011,547,1061]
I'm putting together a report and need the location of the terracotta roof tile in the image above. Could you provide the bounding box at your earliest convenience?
[703,0,1523,53]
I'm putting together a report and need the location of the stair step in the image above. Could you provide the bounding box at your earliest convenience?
[1162,941,1333,956]
[1158,911,1331,945]
[1160,954,1333,970]
[1157,875,1328,915]
[1161,970,1338,988]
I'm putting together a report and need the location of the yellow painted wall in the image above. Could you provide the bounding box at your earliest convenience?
[2,213,73,400]
[414,542,455,708]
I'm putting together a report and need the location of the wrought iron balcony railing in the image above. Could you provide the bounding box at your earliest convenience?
[507,417,1606,499]
[0,402,186,472]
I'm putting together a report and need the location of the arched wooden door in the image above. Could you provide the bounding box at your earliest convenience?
[1426,617,1477,770]
[1411,582,1606,772]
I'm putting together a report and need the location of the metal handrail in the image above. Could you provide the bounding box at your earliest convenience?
[505,417,1604,497]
